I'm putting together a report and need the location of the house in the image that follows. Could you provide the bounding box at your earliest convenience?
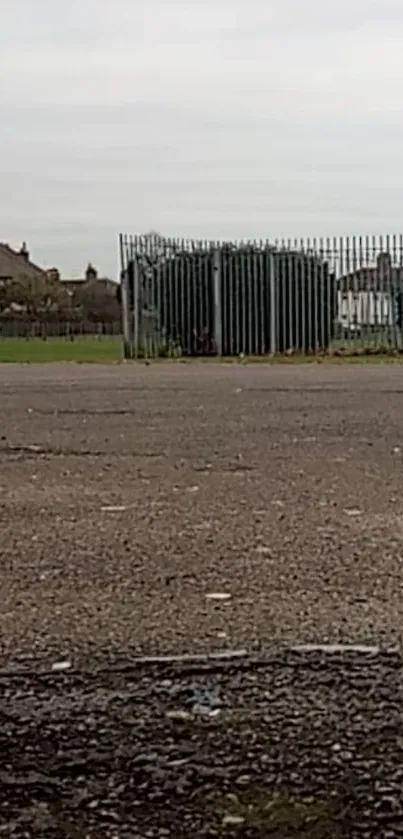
[0,243,118,322]
[54,263,120,323]
[0,242,47,286]
[337,253,402,331]
[56,263,117,296]
[0,242,63,314]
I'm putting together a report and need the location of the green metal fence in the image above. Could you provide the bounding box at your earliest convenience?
[119,233,403,358]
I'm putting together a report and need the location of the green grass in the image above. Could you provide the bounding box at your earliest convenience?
[0,336,123,363]
[1,336,403,364]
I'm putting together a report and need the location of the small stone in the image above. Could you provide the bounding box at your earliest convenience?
[205,592,232,601]
[166,710,191,721]
[222,814,245,826]
[236,775,251,786]
[51,660,71,672]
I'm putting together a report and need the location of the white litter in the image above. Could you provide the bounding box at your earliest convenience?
[343,508,362,517]
[51,661,72,672]
[101,506,127,513]
[134,650,247,664]
[205,592,232,601]
[256,545,271,555]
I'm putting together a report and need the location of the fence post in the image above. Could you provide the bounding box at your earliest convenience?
[213,247,223,356]
[132,259,140,357]
[269,250,277,355]
[120,269,132,359]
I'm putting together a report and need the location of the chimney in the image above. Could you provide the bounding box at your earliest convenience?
[376,252,391,275]
[85,263,97,281]
[20,241,29,261]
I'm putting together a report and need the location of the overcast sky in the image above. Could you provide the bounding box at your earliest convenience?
[1,0,403,277]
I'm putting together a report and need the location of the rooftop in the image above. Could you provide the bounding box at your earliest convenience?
[338,253,403,290]
[0,242,46,275]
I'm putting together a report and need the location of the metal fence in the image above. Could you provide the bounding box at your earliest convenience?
[119,233,403,358]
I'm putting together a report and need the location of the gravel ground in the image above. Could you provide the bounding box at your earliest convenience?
[1,362,403,663]
[1,651,402,838]
[1,362,403,836]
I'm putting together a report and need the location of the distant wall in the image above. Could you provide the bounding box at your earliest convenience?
[336,290,394,329]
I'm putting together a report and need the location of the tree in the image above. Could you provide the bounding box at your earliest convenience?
[1,273,69,315]
[71,281,120,323]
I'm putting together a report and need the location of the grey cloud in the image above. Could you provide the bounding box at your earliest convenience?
[1,0,403,276]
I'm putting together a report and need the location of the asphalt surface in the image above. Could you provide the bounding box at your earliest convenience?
[1,362,403,836]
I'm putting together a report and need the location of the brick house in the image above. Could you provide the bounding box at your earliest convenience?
[58,263,117,296]
[0,242,47,287]
[55,263,119,324]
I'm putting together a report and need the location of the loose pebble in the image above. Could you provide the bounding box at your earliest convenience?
[205,593,232,601]
[222,814,245,826]
[51,661,72,672]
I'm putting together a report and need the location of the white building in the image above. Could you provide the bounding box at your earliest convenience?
[336,253,400,331]
[336,289,394,331]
